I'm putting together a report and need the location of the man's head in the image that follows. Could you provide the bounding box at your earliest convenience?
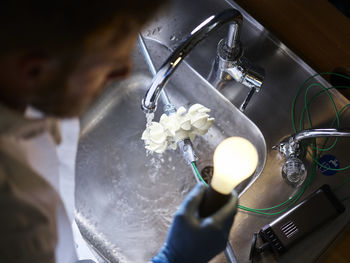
[0,1,164,117]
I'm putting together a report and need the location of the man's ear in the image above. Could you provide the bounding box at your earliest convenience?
[0,50,59,111]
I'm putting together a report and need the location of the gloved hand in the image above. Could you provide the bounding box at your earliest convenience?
[152,183,238,263]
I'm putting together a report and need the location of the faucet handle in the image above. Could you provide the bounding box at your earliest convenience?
[227,56,265,91]
[239,86,257,112]
[225,57,264,112]
[282,156,307,187]
[241,58,265,91]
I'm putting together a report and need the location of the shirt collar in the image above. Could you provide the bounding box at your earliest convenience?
[0,103,62,144]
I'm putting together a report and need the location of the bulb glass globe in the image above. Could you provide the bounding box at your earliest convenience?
[211,137,258,195]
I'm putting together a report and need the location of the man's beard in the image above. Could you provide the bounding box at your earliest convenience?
[29,67,103,118]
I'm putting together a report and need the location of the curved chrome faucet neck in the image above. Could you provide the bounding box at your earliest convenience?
[293,128,350,143]
[141,9,243,113]
[278,129,350,186]
[277,128,350,187]
[279,128,350,157]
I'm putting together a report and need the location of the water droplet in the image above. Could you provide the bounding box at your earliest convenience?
[170,35,176,41]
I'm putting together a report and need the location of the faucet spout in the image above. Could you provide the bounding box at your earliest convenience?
[293,128,350,143]
[141,9,243,113]
[277,128,350,187]
[278,128,350,161]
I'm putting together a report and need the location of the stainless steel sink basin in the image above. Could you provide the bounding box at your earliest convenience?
[76,0,350,262]
[75,38,266,262]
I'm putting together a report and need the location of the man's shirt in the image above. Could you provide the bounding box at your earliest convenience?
[0,104,95,262]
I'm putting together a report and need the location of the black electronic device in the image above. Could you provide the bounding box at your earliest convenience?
[256,184,345,257]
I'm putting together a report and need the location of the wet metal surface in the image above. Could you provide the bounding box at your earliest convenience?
[76,0,350,262]
[76,40,266,262]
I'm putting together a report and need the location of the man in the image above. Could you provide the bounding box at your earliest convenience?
[0,1,237,262]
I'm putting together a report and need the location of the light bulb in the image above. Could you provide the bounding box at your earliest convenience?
[199,136,258,217]
[211,137,258,194]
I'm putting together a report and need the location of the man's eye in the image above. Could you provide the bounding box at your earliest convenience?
[106,65,131,81]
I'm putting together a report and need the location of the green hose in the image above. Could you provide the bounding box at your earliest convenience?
[192,72,350,215]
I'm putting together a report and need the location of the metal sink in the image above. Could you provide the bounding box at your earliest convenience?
[75,38,266,262]
[76,0,350,262]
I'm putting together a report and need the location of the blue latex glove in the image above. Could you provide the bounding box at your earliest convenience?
[152,183,238,263]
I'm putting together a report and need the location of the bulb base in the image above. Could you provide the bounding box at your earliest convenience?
[199,186,231,218]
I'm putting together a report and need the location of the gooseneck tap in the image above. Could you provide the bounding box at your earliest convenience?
[277,128,350,187]
[141,9,243,114]
[138,34,176,115]
[140,12,242,262]
[279,129,350,158]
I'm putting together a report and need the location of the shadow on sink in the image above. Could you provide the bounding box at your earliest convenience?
[75,39,266,262]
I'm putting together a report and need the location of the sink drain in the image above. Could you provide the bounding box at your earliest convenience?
[200,165,213,184]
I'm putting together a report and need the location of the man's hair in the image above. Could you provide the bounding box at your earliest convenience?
[0,1,164,53]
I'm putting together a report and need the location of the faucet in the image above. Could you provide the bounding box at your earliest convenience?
[277,128,350,187]
[142,9,250,114]
[139,34,197,166]
[141,12,244,263]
